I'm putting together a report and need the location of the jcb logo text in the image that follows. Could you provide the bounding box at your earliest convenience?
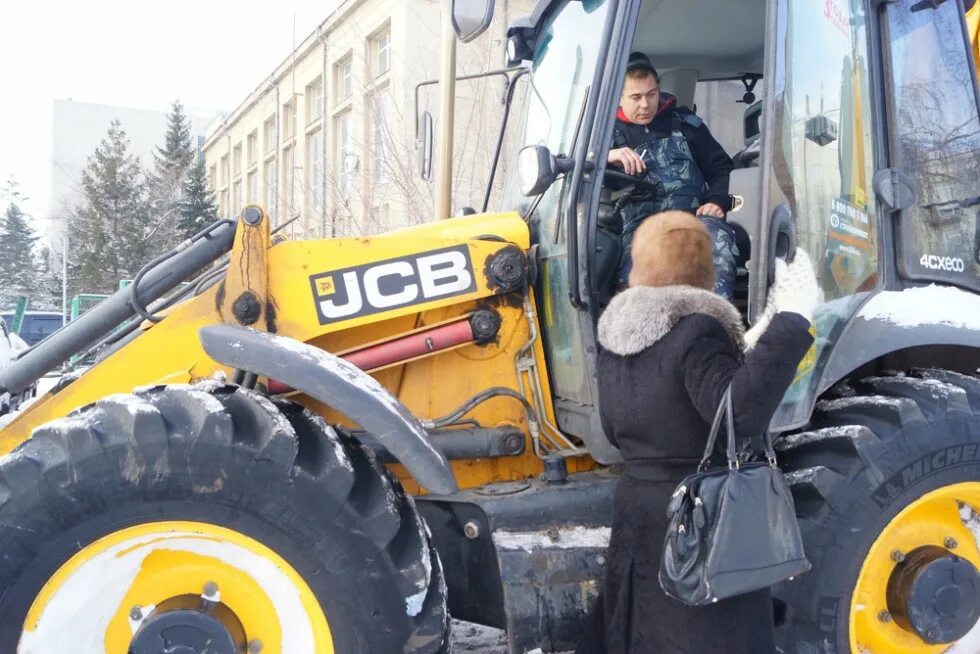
[310,245,477,324]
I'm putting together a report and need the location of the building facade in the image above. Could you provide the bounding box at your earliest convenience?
[203,0,532,239]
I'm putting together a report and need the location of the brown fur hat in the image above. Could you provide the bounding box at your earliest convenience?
[628,211,715,290]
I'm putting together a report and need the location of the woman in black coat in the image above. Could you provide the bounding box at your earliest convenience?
[577,211,820,654]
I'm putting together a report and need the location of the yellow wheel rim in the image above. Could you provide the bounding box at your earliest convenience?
[850,483,980,653]
[19,521,333,654]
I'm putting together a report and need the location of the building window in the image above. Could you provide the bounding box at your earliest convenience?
[220,189,229,216]
[308,131,324,215]
[337,113,353,200]
[220,155,229,186]
[247,171,258,203]
[372,93,389,184]
[233,181,242,216]
[283,100,296,140]
[336,57,353,101]
[208,164,217,188]
[246,131,258,167]
[307,77,323,122]
[283,146,296,213]
[373,28,391,77]
[263,115,276,154]
[264,159,277,217]
[233,144,242,177]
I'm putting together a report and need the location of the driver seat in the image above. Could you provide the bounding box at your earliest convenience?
[594,188,753,310]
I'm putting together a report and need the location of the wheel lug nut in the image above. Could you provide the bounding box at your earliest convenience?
[891,549,906,563]
[463,520,480,539]
[878,610,892,623]
[203,581,219,596]
[945,537,959,549]
[248,640,264,653]
[129,605,143,621]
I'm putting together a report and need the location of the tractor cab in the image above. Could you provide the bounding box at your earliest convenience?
[489,0,980,650]
[498,0,980,458]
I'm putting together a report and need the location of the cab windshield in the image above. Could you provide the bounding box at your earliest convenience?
[500,0,611,220]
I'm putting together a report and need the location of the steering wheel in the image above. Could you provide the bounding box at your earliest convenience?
[602,167,662,196]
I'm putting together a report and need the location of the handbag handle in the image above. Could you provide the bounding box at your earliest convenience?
[698,385,736,471]
[697,384,780,472]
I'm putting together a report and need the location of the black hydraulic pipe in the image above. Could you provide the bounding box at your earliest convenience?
[362,426,526,463]
[0,220,236,395]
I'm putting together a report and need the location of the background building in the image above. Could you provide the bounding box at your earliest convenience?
[204,0,533,238]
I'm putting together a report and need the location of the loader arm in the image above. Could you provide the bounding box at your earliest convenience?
[0,208,577,492]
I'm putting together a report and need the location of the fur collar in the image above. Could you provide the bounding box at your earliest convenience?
[598,285,745,355]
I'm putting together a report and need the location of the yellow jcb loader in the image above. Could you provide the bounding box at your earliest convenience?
[3,0,980,652]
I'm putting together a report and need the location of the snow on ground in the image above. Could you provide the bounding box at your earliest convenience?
[451,620,572,654]
[452,620,509,653]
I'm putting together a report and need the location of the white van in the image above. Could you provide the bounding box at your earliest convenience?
[0,317,33,419]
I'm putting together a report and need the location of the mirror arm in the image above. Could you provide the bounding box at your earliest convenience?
[415,67,526,144]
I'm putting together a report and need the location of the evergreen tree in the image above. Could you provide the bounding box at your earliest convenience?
[0,177,40,310]
[33,245,76,312]
[149,100,195,244]
[69,120,151,294]
[178,154,219,236]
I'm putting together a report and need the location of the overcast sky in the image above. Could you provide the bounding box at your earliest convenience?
[0,0,335,235]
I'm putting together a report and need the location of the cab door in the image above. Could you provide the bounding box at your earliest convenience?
[759,0,885,429]
[500,0,624,461]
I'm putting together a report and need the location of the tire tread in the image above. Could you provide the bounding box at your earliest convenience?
[0,382,448,653]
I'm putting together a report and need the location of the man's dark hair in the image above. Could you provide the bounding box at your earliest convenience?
[625,51,659,83]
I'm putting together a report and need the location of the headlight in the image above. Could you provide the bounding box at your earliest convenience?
[517,146,545,197]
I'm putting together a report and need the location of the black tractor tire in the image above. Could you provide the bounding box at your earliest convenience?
[0,383,449,653]
[773,369,980,654]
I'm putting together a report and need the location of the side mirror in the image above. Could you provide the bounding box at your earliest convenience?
[417,111,434,181]
[452,0,495,43]
[804,115,838,146]
[506,33,532,66]
[518,145,575,197]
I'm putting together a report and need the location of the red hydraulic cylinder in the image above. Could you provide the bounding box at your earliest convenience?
[265,318,476,395]
[344,319,474,370]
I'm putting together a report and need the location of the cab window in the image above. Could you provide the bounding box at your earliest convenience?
[884,0,980,290]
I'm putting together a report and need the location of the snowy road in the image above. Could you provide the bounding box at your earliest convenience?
[451,621,509,652]
[451,620,572,654]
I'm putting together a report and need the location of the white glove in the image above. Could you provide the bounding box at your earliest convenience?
[772,248,822,321]
[744,248,822,350]
[743,306,774,351]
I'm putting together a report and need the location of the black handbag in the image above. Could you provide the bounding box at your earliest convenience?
[658,385,811,606]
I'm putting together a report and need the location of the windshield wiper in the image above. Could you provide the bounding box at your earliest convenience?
[552,83,591,245]
[910,0,949,11]
[484,67,530,212]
